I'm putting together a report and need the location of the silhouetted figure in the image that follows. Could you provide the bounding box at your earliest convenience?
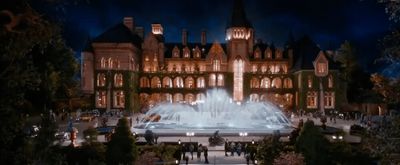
[197,144,203,161]
[224,140,229,156]
[182,144,186,159]
[189,143,194,160]
[203,146,209,164]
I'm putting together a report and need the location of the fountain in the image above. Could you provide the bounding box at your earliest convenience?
[133,89,293,136]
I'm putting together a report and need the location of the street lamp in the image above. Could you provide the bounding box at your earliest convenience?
[178,139,181,145]
[239,132,248,141]
[313,52,329,116]
[186,132,195,142]
[251,139,255,145]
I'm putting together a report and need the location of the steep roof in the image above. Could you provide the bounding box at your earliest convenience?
[92,23,143,48]
[292,36,339,71]
[164,43,224,59]
[227,0,252,28]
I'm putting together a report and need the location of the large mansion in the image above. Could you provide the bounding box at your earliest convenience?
[80,0,345,113]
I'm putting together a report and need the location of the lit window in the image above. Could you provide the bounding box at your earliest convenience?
[151,77,161,88]
[196,52,200,58]
[173,93,183,103]
[184,51,190,58]
[217,74,224,86]
[308,76,313,88]
[261,65,267,73]
[209,74,216,87]
[306,91,317,108]
[185,77,194,88]
[252,65,257,73]
[317,63,327,74]
[114,73,123,87]
[108,58,113,68]
[100,58,105,68]
[272,78,282,88]
[96,91,107,108]
[283,78,292,88]
[275,49,282,59]
[250,77,260,88]
[213,59,221,71]
[145,56,149,61]
[163,77,172,88]
[197,77,205,88]
[250,94,259,102]
[140,77,150,88]
[324,92,335,108]
[174,77,184,88]
[97,73,106,87]
[261,77,270,88]
[114,91,125,108]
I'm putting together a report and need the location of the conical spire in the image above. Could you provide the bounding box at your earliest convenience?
[228,0,252,28]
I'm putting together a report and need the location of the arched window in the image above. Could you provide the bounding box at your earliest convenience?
[151,77,161,88]
[261,77,270,88]
[114,73,123,87]
[307,91,317,108]
[173,93,183,103]
[163,77,172,88]
[250,77,260,88]
[196,93,206,103]
[96,91,106,108]
[140,77,150,88]
[209,74,216,87]
[163,93,172,103]
[97,73,106,87]
[283,78,293,88]
[173,77,184,88]
[272,77,282,88]
[265,48,272,59]
[108,58,113,68]
[252,65,258,73]
[185,93,195,104]
[328,75,334,88]
[275,49,282,59]
[185,77,194,88]
[114,91,125,108]
[261,65,267,73]
[100,58,105,68]
[217,74,224,86]
[284,93,293,105]
[197,77,205,88]
[213,59,221,71]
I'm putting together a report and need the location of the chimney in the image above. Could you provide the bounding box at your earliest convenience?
[201,30,207,46]
[123,17,134,32]
[151,24,163,35]
[182,29,188,46]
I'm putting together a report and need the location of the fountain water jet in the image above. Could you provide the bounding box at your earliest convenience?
[133,89,293,135]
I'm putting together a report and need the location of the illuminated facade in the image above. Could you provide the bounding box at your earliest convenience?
[81,0,344,113]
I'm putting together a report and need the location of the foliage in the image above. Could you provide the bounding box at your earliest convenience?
[370,73,400,107]
[106,117,138,165]
[329,141,373,165]
[136,144,179,164]
[256,136,283,165]
[362,116,400,164]
[273,151,304,165]
[378,0,400,22]
[82,126,106,163]
[295,120,331,165]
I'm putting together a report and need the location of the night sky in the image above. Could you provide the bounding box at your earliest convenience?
[29,0,396,71]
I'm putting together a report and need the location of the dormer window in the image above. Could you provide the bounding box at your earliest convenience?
[317,63,327,74]
[213,59,221,71]
[172,46,180,58]
[275,49,282,59]
[265,48,272,59]
[184,52,190,58]
[252,65,257,73]
[254,48,261,59]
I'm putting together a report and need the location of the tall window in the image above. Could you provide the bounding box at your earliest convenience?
[261,65,267,73]
[252,65,257,73]
[96,91,106,108]
[261,77,270,88]
[108,58,113,68]
[185,77,194,88]
[97,73,106,87]
[328,75,333,88]
[114,73,123,87]
[174,77,184,88]
[272,77,282,88]
[114,91,125,108]
[217,74,224,86]
[151,77,161,88]
[283,78,293,88]
[209,74,216,87]
[233,58,244,101]
[324,92,335,108]
[163,77,172,88]
[140,77,150,88]
[317,63,327,74]
[100,58,105,68]
[213,59,221,71]
[250,77,260,88]
[306,91,317,108]
[308,76,313,88]
[197,77,205,88]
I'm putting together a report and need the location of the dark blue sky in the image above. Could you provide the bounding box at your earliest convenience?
[31,0,395,70]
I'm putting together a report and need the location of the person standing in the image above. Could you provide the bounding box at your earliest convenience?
[189,143,194,160]
[230,142,235,156]
[182,144,186,160]
[224,139,229,156]
[197,144,202,161]
[236,142,242,156]
[203,146,209,164]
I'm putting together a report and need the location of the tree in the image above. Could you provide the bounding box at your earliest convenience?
[256,136,282,165]
[370,73,400,109]
[106,117,138,164]
[81,126,106,163]
[378,0,400,22]
[295,120,331,165]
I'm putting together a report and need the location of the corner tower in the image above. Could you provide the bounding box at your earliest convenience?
[226,0,254,102]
